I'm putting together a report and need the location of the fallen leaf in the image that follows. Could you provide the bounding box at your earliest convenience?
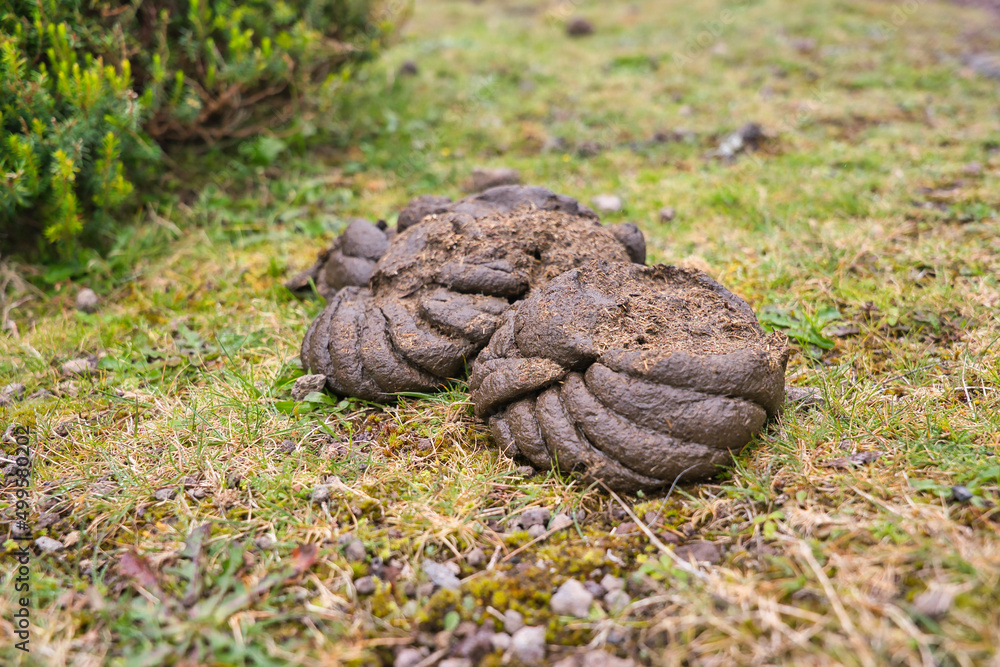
[119,551,164,597]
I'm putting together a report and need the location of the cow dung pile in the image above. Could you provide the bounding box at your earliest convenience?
[292,185,788,491]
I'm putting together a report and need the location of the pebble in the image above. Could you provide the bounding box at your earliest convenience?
[76,288,99,313]
[515,465,536,478]
[398,60,419,77]
[550,579,594,618]
[520,508,551,528]
[344,538,367,562]
[394,647,425,667]
[604,589,631,614]
[466,547,486,567]
[510,626,547,665]
[311,485,332,504]
[527,524,546,539]
[490,631,511,651]
[504,608,525,634]
[550,513,573,530]
[0,382,26,406]
[254,536,274,550]
[951,485,974,503]
[354,576,376,595]
[423,560,461,590]
[35,536,63,553]
[470,167,521,192]
[674,541,722,564]
[584,581,605,598]
[785,386,824,411]
[592,194,623,213]
[279,439,297,454]
[154,488,177,501]
[566,16,594,37]
[61,358,97,377]
[600,574,624,592]
[291,374,327,400]
[659,207,676,222]
[439,659,472,667]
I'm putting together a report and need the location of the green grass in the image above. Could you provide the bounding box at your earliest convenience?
[3,0,1000,664]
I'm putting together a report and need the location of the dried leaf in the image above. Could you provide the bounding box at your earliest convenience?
[119,551,163,596]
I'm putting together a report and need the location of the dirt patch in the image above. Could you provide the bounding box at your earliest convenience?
[469,261,789,492]
[300,187,642,399]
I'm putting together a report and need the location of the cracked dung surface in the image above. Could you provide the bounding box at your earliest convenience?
[469,260,789,492]
[299,186,643,400]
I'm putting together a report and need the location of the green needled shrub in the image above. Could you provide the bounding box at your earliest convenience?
[1,0,397,257]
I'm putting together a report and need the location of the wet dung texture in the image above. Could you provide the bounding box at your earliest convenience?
[469,260,789,492]
[285,219,394,299]
[299,186,644,401]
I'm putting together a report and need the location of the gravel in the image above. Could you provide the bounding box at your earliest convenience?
[394,647,425,667]
[604,589,631,613]
[35,536,64,553]
[510,626,547,665]
[466,547,486,567]
[344,539,367,562]
[520,508,551,528]
[423,560,461,591]
[591,194,623,213]
[76,288,99,313]
[503,608,525,634]
[600,574,624,591]
[61,357,97,377]
[354,576,376,595]
[550,579,594,617]
[292,374,327,400]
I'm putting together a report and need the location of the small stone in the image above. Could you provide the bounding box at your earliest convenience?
[423,560,461,590]
[469,167,521,192]
[674,541,722,565]
[592,194,623,213]
[24,388,51,402]
[913,588,954,619]
[0,382,26,406]
[398,60,419,77]
[510,626,547,665]
[527,524,546,539]
[951,485,974,503]
[520,508,551,528]
[292,374,327,400]
[354,576,376,595]
[35,536,63,553]
[154,488,176,501]
[550,513,573,530]
[566,16,594,37]
[75,288,99,314]
[467,547,486,567]
[600,574,624,592]
[279,439,297,454]
[344,538,366,562]
[439,660,472,667]
[603,589,631,614]
[584,581,606,598]
[491,631,511,651]
[550,579,594,618]
[515,465,536,478]
[394,647,425,667]
[785,386,824,411]
[964,161,983,176]
[658,207,676,223]
[61,358,97,377]
[581,651,636,667]
[311,485,331,504]
[225,473,242,489]
[417,582,435,598]
[504,608,525,634]
[254,536,274,550]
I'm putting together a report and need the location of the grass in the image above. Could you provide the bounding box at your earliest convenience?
[3,0,1000,664]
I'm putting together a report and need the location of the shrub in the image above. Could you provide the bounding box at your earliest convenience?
[0,0,396,256]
